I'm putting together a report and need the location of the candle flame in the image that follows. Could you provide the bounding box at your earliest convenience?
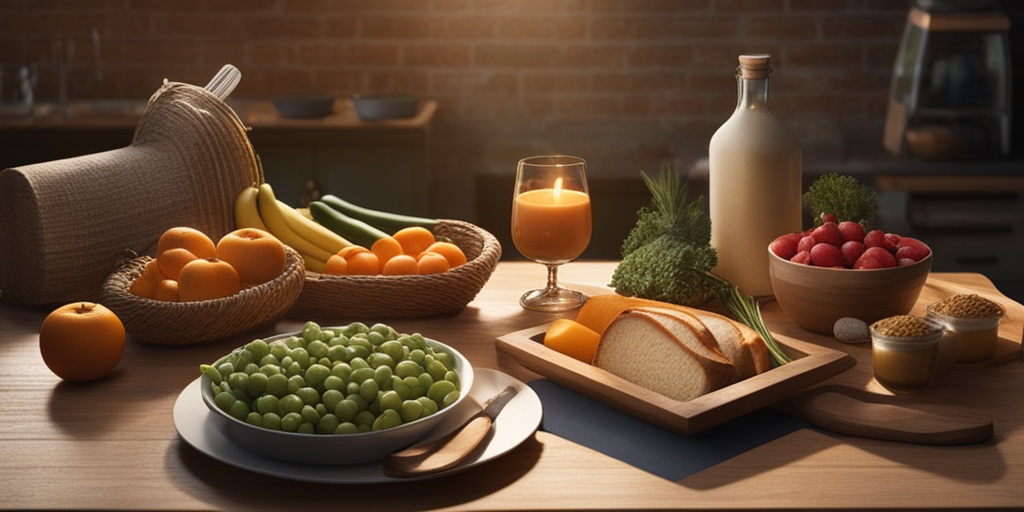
[553,177,563,203]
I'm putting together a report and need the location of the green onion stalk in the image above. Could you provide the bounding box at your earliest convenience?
[708,273,793,367]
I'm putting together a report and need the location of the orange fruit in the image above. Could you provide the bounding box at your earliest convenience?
[337,245,369,259]
[177,257,240,302]
[39,302,126,382]
[416,251,450,275]
[129,259,165,299]
[393,227,435,256]
[382,254,418,275]
[153,279,179,302]
[543,318,601,364]
[155,227,217,280]
[371,237,403,271]
[346,251,380,275]
[322,254,349,276]
[216,228,287,286]
[423,241,467,268]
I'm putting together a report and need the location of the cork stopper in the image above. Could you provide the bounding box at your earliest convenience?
[738,54,771,79]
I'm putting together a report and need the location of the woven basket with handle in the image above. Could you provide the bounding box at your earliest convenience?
[290,220,501,319]
[0,81,261,306]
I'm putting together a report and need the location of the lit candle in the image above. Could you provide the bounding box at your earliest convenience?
[512,178,592,263]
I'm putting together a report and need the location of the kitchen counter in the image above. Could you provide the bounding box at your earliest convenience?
[1,262,1022,510]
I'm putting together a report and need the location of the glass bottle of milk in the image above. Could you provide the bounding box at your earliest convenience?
[709,54,802,297]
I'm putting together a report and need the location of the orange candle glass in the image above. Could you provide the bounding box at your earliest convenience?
[511,155,591,312]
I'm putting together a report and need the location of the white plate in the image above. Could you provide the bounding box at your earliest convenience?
[173,368,542,483]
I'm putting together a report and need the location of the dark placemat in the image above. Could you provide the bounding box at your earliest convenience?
[528,378,808,481]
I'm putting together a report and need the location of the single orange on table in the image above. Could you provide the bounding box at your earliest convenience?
[423,241,467,268]
[543,318,601,364]
[416,251,450,275]
[393,227,435,257]
[216,228,287,286]
[39,302,126,382]
[177,257,240,302]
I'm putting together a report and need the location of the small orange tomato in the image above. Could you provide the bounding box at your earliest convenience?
[39,302,126,382]
[178,257,240,302]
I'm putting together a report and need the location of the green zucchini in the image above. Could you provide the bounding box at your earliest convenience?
[309,201,389,248]
[319,194,437,234]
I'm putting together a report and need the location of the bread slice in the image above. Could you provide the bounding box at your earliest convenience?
[687,309,767,382]
[594,310,734,402]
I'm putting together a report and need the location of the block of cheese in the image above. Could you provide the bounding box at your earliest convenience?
[593,309,734,402]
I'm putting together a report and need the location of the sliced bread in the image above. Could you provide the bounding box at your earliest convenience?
[687,309,770,382]
[593,310,734,402]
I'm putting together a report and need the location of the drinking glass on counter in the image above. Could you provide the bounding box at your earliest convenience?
[511,155,592,312]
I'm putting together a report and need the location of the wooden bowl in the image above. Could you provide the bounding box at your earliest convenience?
[290,220,501,319]
[100,247,306,345]
[768,248,932,335]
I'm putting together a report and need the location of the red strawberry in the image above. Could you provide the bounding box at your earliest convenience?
[896,237,931,262]
[854,246,896,269]
[791,250,812,265]
[812,222,844,247]
[797,235,818,253]
[864,230,888,250]
[841,240,866,268]
[838,221,866,243]
[769,233,803,260]
[884,233,902,250]
[898,257,919,267]
[810,243,844,267]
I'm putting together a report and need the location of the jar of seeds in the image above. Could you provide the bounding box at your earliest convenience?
[927,294,1004,364]
[870,315,945,393]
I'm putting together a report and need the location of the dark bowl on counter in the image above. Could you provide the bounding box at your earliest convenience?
[353,94,420,121]
[272,94,336,119]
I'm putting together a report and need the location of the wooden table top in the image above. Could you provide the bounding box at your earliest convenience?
[2,261,1022,510]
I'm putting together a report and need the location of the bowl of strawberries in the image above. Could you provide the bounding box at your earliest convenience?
[767,212,932,335]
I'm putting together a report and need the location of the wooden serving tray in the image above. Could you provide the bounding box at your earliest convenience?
[496,323,855,436]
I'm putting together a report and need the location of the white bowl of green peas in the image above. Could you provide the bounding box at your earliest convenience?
[200,320,473,465]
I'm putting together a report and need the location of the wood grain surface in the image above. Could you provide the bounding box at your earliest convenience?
[1,262,1022,510]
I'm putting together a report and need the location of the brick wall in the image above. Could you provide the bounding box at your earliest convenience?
[1,0,1019,223]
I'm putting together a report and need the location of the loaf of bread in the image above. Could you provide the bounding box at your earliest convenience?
[593,309,734,402]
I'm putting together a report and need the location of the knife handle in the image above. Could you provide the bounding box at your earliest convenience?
[382,413,492,478]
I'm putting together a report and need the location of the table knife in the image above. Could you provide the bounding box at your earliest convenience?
[383,384,518,478]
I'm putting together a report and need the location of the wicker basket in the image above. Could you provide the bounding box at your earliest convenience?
[290,220,501,319]
[100,247,305,345]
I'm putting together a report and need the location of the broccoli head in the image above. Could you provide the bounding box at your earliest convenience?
[610,233,725,307]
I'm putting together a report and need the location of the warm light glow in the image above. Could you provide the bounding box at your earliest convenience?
[553,177,563,203]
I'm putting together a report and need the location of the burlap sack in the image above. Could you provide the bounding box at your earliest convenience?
[0,81,262,305]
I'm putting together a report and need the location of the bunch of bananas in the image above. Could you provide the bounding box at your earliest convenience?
[234,183,351,272]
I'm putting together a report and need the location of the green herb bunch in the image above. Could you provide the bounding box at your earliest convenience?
[803,173,878,226]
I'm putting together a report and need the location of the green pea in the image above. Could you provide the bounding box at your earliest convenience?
[372,409,402,431]
[359,379,379,404]
[228,372,248,391]
[243,363,261,375]
[200,364,222,384]
[400,399,424,422]
[328,334,349,347]
[427,380,457,405]
[236,348,256,366]
[301,321,322,344]
[279,394,304,415]
[315,403,327,416]
[368,352,394,370]
[281,412,303,432]
[345,345,370,362]
[284,335,303,349]
[373,365,393,388]
[334,399,359,421]
[349,367,375,384]
[370,322,397,340]
[443,390,460,408]
[335,422,359,434]
[216,362,234,377]
[331,362,353,381]
[427,360,447,382]
[259,354,279,367]
[327,345,347,363]
[354,410,375,428]
[391,377,411,400]
[285,361,302,377]
[345,393,368,411]
[262,412,282,430]
[245,412,263,427]
[349,357,369,370]
[296,387,320,406]
[322,389,344,412]
[345,381,361,395]
[301,404,321,425]
[287,375,305,394]
[269,341,288,360]
[289,347,311,369]
[297,422,315,434]
[228,400,249,421]
[378,390,402,412]
[245,339,270,360]
[247,372,268,397]
[265,373,289,397]
[319,328,338,342]
[342,321,369,337]
[316,414,341,434]
[409,333,427,350]
[230,387,252,404]
[307,340,329,360]
[444,370,460,389]
[259,362,281,376]
[213,391,236,412]
[395,360,421,379]
[256,394,279,415]
[417,372,434,391]
[323,375,345,391]
[304,363,330,389]
[417,396,439,416]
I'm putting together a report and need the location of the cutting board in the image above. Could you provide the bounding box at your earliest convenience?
[498,273,1021,444]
